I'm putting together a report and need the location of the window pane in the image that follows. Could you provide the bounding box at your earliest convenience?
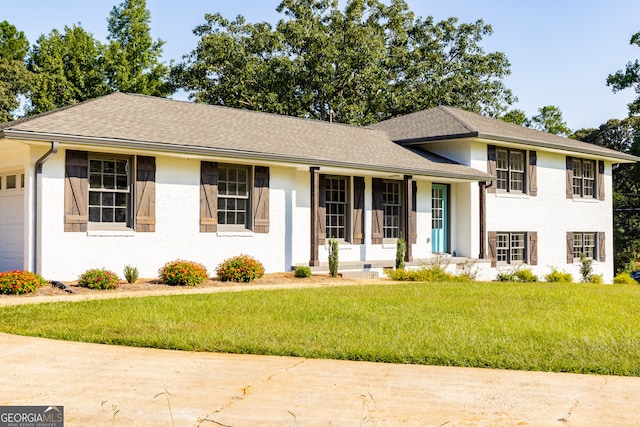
[102,208,113,222]
[89,207,100,222]
[115,208,126,223]
[90,174,102,188]
[116,160,127,174]
[90,160,102,173]
[116,175,128,190]
[103,175,115,189]
[6,175,16,189]
[102,192,114,206]
[115,193,127,207]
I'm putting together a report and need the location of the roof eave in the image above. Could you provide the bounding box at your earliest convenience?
[394,131,639,164]
[2,130,492,181]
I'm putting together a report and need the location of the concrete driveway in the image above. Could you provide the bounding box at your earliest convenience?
[1,332,640,426]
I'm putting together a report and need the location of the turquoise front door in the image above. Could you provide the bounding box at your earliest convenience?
[431,184,448,253]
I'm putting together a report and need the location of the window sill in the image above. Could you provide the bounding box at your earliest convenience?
[87,228,135,237]
[571,197,598,203]
[494,191,530,199]
[217,230,254,237]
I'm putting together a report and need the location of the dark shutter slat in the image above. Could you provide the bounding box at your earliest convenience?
[352,176,365,244]
[487,145,497,194]
[529,231,538,266]
[253,166,270,233]
[566,232,574,264]
[200,161,218,233]
[318,174,327,245]
[528,151,537,196]
[598,161,605,201]
[135,156,156,232]
[488,231,497,267]
[371,178,384,244]
[598,232,606,262]
[566,157,573,199]
[64,150,88,232]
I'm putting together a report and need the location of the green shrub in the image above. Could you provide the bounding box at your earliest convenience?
[123,264,139,284]
[216,255,264,283]
[515,268,539,282]
[78,268,121,290]
[395,235,406,270]
[328,238,339,278]
[294,266,312,278]
[614,272,636,285]
[0,270,47,295]
[588,274,603,284]
[544,267,573,283]
[386,264,468,282]
[159,260,208,286]
[495,272,516,282]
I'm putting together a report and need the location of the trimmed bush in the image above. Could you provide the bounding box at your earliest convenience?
[614,272,637,285]
[216,255,264,282]
[544,268,573,283]
[0,270,47,295]
[159,260,208,286]
[294,266,312,278]
[123,264,139,284]
[515,268,539,282]
[386,264,468,282]
[588,274,603,284]
[78,268,121,290]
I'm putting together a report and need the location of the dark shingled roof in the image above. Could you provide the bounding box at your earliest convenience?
[0,93,492,180]
[369,106,639,163]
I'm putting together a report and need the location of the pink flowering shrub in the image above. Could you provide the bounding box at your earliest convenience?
[158,260,208,286]
[0,270,47,295]
[216,255,265,282]
[78,268,121,290]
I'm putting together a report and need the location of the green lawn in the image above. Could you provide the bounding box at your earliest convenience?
[1,281,640,376]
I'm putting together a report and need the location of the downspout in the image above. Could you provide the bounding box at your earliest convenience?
[32,141,59,273]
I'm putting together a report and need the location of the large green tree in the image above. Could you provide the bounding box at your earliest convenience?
[501,105,571,136]
[104,0,172,96]
[173,0,515,125]
[575,117,640,272]
[26,25,109,114]
[607,31,640,115]
[0,21,31,122]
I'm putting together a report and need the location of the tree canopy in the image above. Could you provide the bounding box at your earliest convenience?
[607,31,640,115]
[501,105,571,137]
[173,0,515,125]
[27,25,109,114]
[575,117,640,272]
[103,0,172,96]
[0,20,31,122]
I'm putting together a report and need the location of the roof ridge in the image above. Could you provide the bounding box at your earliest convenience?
[437,106,478,133]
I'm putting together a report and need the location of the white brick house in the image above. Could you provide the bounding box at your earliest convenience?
[0,93,636,282]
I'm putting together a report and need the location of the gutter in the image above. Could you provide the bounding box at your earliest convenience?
[3,130,493,182]
[32,141,59,273]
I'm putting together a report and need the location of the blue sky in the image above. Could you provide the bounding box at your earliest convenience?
[3,0,640,130]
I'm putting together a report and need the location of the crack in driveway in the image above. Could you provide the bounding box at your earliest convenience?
[197,358,307,426]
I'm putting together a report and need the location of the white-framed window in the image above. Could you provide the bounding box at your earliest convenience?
[88,156,131,224]
[0,170,25,194]
[496,232,526,264]
[217,164,250,227]
[573,232,596,260]
[496,148,525,192]
[383,180,401,239]
[325,176,348,239]
[572,158,596,198]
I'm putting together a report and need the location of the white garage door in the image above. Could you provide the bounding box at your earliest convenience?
[0,172,25,272]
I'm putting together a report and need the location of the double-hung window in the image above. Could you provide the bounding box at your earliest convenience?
[573,232,596,260]
[217,165,250,227]
[88,156,130,224]
[572,158,595,198]
[383,180,401,239]
[496,232,526,264]
[496,148,525,192]
[325,176,348,239]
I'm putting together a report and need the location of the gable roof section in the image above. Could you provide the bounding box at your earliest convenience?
[369,106,639,163]
[0,93,491,181]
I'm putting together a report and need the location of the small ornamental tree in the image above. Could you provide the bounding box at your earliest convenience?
[328,238,339,277]
[0,270,47,295]
[396,234,406,270]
